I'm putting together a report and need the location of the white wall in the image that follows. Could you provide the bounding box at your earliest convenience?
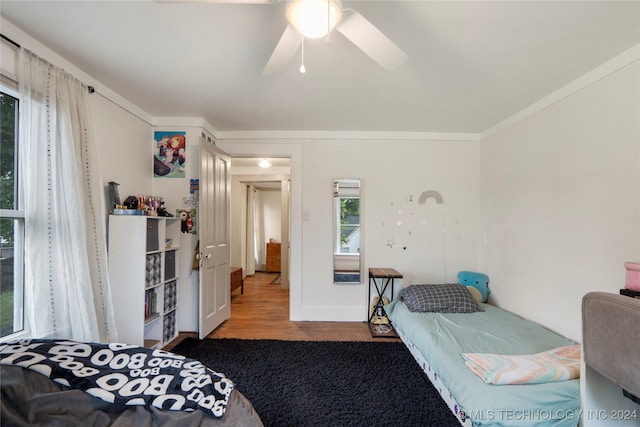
[479,62,640,341]
[479,59,640,422]
[93,98,152,200]
[219,138,481,321]
[480,61,640,342]
[262,190,282,245]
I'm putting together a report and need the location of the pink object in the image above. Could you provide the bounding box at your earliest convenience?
[624,262,640,290]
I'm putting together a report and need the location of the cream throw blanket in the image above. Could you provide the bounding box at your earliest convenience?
[461,345,580,385]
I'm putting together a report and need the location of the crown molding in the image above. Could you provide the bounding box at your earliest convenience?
[215,130,480,142]
[152,116,218,136]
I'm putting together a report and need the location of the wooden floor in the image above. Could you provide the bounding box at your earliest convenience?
[168,272,398,349]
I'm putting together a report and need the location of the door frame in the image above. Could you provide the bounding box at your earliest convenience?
[237,174,290,288]
[216,142,303,320]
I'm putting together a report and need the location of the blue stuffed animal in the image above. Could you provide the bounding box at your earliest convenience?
[457,271,490,302]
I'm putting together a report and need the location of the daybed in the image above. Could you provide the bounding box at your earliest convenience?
[0,339,263,427]
[386,285,580,427]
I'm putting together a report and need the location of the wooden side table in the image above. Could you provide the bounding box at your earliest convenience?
[368,268,402,338]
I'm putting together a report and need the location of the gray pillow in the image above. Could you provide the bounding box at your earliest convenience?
[400,283,484,313]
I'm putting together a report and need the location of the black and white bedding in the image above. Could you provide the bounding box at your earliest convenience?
[0,339,263,427]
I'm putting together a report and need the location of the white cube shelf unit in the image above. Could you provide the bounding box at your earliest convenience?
[108,215,181,348]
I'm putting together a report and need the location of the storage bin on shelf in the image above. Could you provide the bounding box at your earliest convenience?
[624,261,640,291]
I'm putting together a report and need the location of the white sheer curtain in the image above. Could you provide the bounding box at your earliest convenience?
[254,189,265,270]
[245,186,265,273]
[245,185,257,275]
[19,49,117,342]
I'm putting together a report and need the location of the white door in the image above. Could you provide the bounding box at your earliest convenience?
[198,138,231,339]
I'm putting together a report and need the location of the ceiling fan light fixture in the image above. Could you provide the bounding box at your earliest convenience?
[287,0,342,39]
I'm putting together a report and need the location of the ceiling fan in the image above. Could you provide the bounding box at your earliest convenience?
[157,0,408,75]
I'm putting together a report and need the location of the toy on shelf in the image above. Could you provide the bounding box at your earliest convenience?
[111,194,173,217]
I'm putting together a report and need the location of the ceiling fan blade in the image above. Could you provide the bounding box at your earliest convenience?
[262,25,302,76]
[336,11,408,71]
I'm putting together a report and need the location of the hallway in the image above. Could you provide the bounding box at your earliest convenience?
[204,272,398,342]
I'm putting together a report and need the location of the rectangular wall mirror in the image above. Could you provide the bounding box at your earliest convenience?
[333,179,361,284]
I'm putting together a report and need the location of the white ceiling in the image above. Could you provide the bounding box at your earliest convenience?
[1,1,638,134]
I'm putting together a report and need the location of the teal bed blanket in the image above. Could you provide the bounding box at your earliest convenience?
[385,300,580,427]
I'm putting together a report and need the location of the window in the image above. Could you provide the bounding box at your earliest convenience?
[0,87,26,339]
[336,197,360,254]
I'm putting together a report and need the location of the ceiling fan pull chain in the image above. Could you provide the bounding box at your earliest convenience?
[299,36,306,74]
